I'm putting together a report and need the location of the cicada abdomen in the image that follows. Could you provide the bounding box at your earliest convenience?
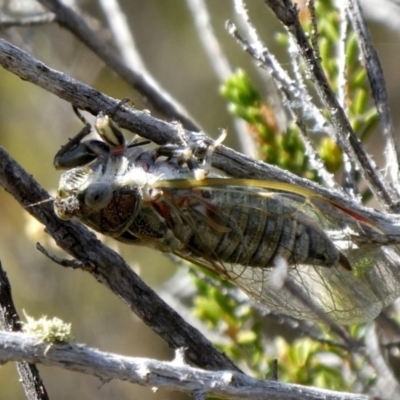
[54,102,400,324]
[151,185,343,270]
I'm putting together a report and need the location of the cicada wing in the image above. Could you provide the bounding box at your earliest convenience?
[157,180,400,324]
[159,177,383,235]
[231,262,382,324]
[176,244,400,324]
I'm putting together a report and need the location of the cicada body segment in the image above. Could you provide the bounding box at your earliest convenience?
[54,106,400,324]
[152,185,341,269]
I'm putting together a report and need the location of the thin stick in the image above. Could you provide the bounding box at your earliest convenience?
[264,0,396,210]
[0,261,49,400]
[0,14,56,27]
[186,0,256,156]
[0,331,369,400]
[346,0,400,196]
[37,0,200,132]
[0,38,399,236]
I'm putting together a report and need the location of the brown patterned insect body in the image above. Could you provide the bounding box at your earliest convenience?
[153,186,341,269]
[54,104,400,324]
[55,150,342,273]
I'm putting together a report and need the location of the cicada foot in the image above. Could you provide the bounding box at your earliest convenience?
[94,98,132,148]
[95,98,151,153]
[151,130,227,181]
[156,229,184,253]
[150,144,207,180]
[54,105,115,170]
[54,106,109,170]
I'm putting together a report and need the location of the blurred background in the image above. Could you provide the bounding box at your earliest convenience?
[1,0,400,399]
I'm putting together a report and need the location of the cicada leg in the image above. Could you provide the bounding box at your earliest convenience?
[94,98,132,148]
[56,100,152,170]
[152,144,210,180]
[95,98,151,152]
[54,107,110,170]
[152,129,227,181]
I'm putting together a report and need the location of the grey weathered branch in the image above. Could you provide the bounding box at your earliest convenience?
[0,263,49,400]
[346,0,400,190]
[0,38,399,237]
[0,331,369,400]
[36,0,200,132]
[263,0,397,211]
[0,13,56,27]
[226,18,339,190]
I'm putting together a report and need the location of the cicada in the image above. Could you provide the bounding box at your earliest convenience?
[54,101,400,324]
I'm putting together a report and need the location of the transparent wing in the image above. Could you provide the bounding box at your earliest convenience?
[156,178,400,324]
[232,246,399,324]
[176,246,400,324]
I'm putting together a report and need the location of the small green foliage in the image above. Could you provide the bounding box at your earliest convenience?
[191,271,368,389]
[318,137,343,173]
[308,1,379,146]
[22,310,73,344]
[276,337,351,390]
[220,69,261,112]
[192,274,270,376]
[221,69,317,180]
[344,33,378,142]
[221,0,378,188]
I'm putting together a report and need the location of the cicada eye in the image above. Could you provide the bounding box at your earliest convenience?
[84,183,113,210]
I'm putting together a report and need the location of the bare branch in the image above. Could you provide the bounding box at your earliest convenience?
[0,262,49,400]
[185,0,257,157]
[264,0,397,210]
[232,1,330,135]
[364,323,400,398]
[36,0,200,131]
[0,38,399,238]
[335,0,359,197]
[306,0,320,59]
[0,331,369,400]
[346,0,400,190]
[233,0,288,133]
[98,0,146,69]
[0,13,56,27]
[186,0,232,82]
[286,35,338,189]
[235,0,334,171]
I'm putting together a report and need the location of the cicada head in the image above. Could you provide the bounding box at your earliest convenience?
[54,159,142,237]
